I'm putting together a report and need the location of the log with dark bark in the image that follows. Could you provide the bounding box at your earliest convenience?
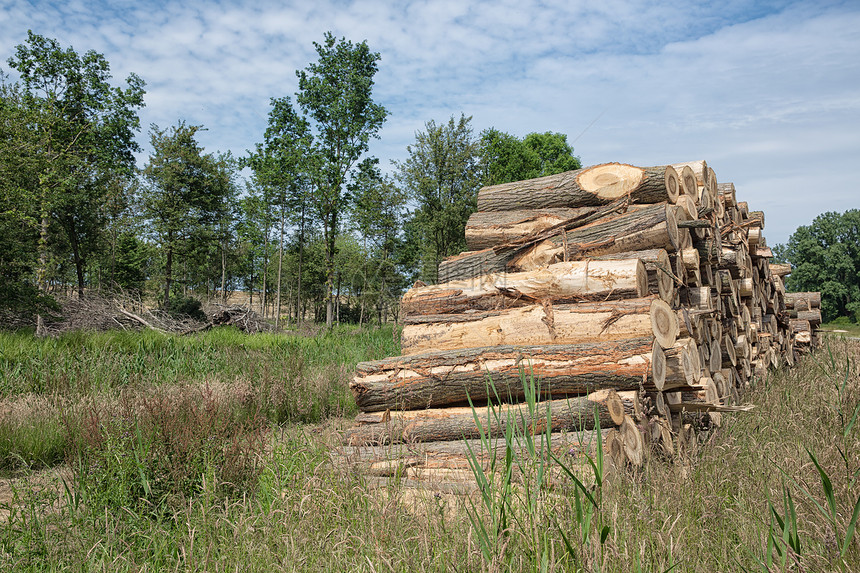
[401,259,647,317]
[476,163,680,212]
[351,338,657,412]
[345,391,624,445]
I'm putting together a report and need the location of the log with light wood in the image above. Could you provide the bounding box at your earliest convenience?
[464,207,599,251]
[401,259,648,317]
[345,391,625,445]
[476,163,681,212]
[401,296,680,355]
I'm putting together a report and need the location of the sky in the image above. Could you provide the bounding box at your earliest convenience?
[1,0,858,245]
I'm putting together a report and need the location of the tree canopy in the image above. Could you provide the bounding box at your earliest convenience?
[480,128,581,186]
[775,209,860,322]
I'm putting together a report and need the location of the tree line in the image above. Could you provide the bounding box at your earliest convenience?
[0,31,581,331]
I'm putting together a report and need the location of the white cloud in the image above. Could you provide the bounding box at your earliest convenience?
[0,0,857,244]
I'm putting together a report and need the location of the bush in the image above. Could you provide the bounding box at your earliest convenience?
[165,295,206,321]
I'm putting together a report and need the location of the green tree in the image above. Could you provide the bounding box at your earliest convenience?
[141,122,233,308]
[5,31,145,312]
[350,158,406,323]
[480,128,581,185]
[396,114,480,283]
[296,32,388,327]
[246,96,313,327]
[775,209,860,322]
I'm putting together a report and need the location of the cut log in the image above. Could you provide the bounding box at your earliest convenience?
[401,296,679,355]
[619,415,644,467]
[345,392,624,445]
[651,338,699,390]
[593,248,676,302]
[350,338,657,412]
[769,263,792,277]
[438,203,680,282]
[401,259,648,317]
[464,207,598,251]
[476,163,680,212]
[785,292,821,309]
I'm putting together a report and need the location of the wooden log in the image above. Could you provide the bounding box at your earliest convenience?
[717,182,737,207]
[401,259,648,317]
[350,338,656,412]
[439,203,680,281]
[345,391,624,445]
[593,248,676,302]
[464,208,598,251]
[785,292,821,308]
[651,338,699,390]
[673,165,698,202]
[476,163,680,212]
[769,263,792,277]
[619,415,645,467]
[401,296,680,355]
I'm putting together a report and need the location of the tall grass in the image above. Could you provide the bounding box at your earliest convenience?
[1,332,859,571]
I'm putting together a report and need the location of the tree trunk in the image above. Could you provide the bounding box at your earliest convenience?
[401,296,678,355]
[476,164,679,211]
[275,204,285,330]
[351,338,660,412]
[163,231,174,308]
[592,248,676,302]
[402,259,647,317]
[345,391,624,445]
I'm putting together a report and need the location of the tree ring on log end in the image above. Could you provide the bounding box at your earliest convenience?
[605,389,625,426]
[577,163,644,200]
[651,341,666,391]
[620,416,643,466]
[663,166,681,204]
[650,299,678,349]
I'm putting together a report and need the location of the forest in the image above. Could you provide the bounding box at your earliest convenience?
[0,31,582,333]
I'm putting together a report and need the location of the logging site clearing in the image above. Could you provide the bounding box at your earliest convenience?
[1,160,857,572]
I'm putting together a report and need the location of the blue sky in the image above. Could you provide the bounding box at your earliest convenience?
[1,0,858,244]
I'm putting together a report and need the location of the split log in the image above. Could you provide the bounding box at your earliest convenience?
[401,259,648,317]
[401,296,679,355]
[345,391,624,445]
[464,207,598,251]
[350,338,655,412]
[476,163,680,212]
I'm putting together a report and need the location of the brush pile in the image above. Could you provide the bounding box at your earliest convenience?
[345,160,819,472]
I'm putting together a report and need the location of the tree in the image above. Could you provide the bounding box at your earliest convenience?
[5,31,145,313]
[141,122,233,308]
[246,96,313,327]
[480,129,581,185]
[296,32,388,328]
[349,158,406,323]
[775,209,860,322]
[396,114,481,283]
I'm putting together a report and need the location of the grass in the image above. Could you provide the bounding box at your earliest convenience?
[821,321,860,338]
[0,328,859,571]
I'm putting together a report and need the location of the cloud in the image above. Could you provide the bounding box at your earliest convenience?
[0,0,857,244]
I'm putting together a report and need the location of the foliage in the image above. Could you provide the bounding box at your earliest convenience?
[396,114,481,283]
[3,31,145,299]
[141,122,236,307]
[480,128,581,186]
[296,32,388,327]
[165,295,206,321]
[775,209,860,322]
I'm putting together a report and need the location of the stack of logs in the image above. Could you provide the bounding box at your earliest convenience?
[346,160,821,470]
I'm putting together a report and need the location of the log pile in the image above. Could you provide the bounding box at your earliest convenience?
[345,161,819,477]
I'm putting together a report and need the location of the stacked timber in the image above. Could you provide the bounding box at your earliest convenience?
[345,161,819,477]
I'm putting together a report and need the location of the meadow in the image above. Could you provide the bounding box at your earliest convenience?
[0,325,858,571]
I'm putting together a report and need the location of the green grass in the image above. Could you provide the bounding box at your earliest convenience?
[1,329,859,571]
[821,321,860,338]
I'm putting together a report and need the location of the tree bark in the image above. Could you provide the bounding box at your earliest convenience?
[402,259,647,317]
[401,296,679,355]
[351,338,657,412]
[476,164,679,212]
[345,391,623,445]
